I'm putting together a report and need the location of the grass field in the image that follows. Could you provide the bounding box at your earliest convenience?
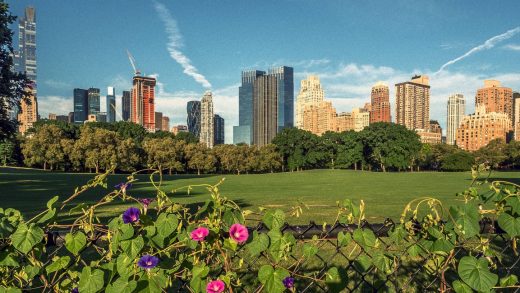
[1,167,519,224]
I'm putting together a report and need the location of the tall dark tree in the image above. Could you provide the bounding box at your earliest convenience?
[360,122,422,172]
[0,1,30,140]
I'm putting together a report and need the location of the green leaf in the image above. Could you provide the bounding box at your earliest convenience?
[190,265,209,292]
[500,274,518,286]
[136,271,167,293]
[79,267,105,293]
[337,231,351,247]
[325,267,347,293]
[452,280,473,293]
[38,196,59,224]
[0,287,22,293]
[46,256,70,274]
[119,223,135,241]
[342,199,360,217]
[155,213,178,238]
[0,251,19,267]
[372,252,392,274]
[10,223,44,254]
[120,236,144,259]
[450,204,480,238]
[432,238,454,254]
[352,229,377,248]
[258,265,289,293]
[268,230,295,262]
[65,231,87,255]
[506,196,520,216]
[69,203,88,215]
[116,254,134,277]
[498,213,520,237]
[389,225,406,245]
[246,232,269,257]
[263,209,285,231]
[303,243,318,258]
[106,278,138,293]
[353,255,372,272]
[223,238,238,251]
[457,256,498,292]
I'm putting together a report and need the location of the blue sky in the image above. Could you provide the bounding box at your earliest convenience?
[8,0,520,141]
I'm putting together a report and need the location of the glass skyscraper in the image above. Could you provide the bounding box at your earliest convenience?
[187,100,201,138]
[73,88,88,122]
[233,70,265,144]
[88,88,101,116]
[214,114,225,145]
[122,91,131,121]
[16,7,37,85]
[268,66,294,131]
[106,87,116,123]
[233,67,294,145]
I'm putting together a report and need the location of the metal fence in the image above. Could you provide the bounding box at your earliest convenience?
[44,219,519,292]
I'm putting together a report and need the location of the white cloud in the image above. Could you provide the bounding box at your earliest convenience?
[44,80,71,90]
[503,44,520,51]
[37,95,72,118]
[153,1,212,89]
[435,27,520,75]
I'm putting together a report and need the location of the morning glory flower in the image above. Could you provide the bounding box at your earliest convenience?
[137,254,159,270]
[122,207,140,224]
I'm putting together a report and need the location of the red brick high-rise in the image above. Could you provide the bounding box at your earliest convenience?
[131,76,156,132]
[370,82,391,123]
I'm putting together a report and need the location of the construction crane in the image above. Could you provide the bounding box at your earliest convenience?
[126,49,141,76]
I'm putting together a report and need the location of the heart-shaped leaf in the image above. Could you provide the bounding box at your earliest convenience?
[79,267,105,293]
[65,231,87,255]
[457,256,498,292]
[498,213,520,237]
[10,223,44,254]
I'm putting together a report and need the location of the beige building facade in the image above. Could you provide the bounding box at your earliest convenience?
[17,90,38,135]
[200,91,214,148]
[296,75,325,129]
[302,101,337,135]
[456,105,512,151]
[395,75,430,130]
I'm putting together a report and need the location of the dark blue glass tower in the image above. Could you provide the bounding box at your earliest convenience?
[214,114,225,145]
[268,66,294,131]
[187,100,201,138]
[87,88,100,116]
[73,88,88,123]
[122,91,131,121]
[233,70,265,144]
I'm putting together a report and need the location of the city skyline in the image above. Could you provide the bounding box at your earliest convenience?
[7,1,520,143]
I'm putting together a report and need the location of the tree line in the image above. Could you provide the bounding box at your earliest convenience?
[1,120,519,174]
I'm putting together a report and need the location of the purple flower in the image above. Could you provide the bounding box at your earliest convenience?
[122,207,140,224]
[71,288,79,293]
[138,198,154,208]
[137,255,159,270]
[283,277,295,289]
[115,182,132,193]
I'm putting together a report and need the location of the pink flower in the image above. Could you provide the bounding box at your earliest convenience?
[190,227,209,242]
[206,280,225,293]
[229,223,249,244]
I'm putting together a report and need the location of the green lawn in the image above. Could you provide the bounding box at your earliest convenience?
[1,167,519,224]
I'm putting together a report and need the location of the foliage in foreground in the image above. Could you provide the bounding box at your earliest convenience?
[0,164,520,292]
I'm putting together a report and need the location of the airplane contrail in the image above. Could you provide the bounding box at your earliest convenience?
[153,1,212,89]
[434,27,520,75]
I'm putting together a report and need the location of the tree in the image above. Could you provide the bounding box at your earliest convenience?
[184,143,216,175]
[441,151,474,171]
[505,140,520,169]
[73,126,119,173]
[257,144,282,173]
[27,120,80,139]
[360,123,422,172]
[335,131,363,170]
[475,139,508,169]
[174,131,199,144]
[0,1,30,140]
[21,124,66,170]
[0,138,14,166]
[117,138,141,172]
[272,128,325,171]
[142,137,183,175]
